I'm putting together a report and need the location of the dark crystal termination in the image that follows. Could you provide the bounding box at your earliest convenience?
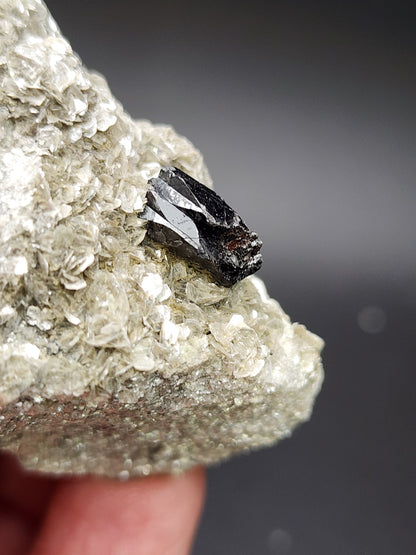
[139,167,262,287]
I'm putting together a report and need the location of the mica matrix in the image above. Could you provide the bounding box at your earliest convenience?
[0,0,324,477]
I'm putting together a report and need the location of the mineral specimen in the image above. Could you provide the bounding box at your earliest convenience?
[140,166,263,286]
[0,0,324,478]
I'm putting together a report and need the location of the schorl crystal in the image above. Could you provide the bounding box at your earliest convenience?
[139,167,262,286]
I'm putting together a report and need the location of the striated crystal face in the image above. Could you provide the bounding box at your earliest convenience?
[140,167,262,286]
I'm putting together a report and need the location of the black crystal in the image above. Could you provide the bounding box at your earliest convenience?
[139,167,262,287]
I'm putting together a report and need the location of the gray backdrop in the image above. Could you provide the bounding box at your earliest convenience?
[47,1,416,553]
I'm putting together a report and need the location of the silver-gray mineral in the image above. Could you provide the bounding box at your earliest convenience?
[0,0,324,478]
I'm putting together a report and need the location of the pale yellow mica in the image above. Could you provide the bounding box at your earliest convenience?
[0,0,324,477]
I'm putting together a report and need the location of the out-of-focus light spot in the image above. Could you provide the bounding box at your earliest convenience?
[357,305,387,334]
[268,528,292,554]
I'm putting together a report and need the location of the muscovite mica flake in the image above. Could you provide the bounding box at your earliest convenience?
[0,0,324,478]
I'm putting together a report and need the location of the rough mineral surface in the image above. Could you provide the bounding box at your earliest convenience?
[0,0,324,478]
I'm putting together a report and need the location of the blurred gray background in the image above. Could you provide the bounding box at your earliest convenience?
[47,1,416,553]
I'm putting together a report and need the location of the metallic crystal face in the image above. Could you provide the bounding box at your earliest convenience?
[140,167,263,286]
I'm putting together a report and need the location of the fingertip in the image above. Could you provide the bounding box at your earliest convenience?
[32,467,206,555]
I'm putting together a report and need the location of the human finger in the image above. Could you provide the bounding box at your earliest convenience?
[31,467,205,555]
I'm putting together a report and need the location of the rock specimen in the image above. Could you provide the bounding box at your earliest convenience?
[0,0,324,478]
[140,166,263,286]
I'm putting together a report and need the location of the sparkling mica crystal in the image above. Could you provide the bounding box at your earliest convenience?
[140,167,262,286]
[0,0,324,478]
